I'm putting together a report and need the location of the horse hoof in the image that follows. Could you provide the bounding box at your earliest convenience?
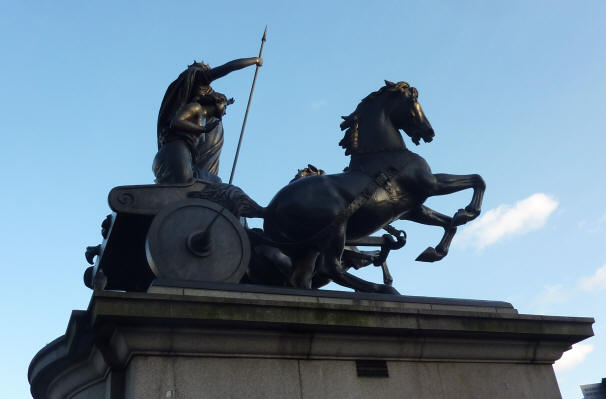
[415,247,444,262]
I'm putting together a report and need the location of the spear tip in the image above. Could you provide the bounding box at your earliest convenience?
[262,25,268,41]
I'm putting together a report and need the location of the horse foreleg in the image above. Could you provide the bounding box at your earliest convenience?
[402,205,457,262]
[430,173,485,226]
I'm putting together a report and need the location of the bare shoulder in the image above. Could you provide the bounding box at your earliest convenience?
[175,102,202,116]
[183,102,202,111]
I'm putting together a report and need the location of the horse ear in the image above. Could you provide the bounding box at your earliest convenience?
[384,80,396,87]
[341,115,348,120]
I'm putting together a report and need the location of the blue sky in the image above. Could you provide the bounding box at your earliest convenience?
[1,1,605,398]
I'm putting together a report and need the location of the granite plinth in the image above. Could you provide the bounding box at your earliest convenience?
[29,283,594,399]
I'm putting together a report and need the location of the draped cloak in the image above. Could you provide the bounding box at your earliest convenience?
[156,66,225,178]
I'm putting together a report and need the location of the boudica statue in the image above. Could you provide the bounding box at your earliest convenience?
[153,56,262,184]
[84,33,484,295]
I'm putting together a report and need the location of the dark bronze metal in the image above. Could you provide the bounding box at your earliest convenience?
[86,182,261,291]
[84,77,484,296]
[154,55,262,184]
[243,162,401,290]
[85,245,101,265]
[262,81,485,293]
[245,225,402,292]
[146,199,250,283]
[187,182,265,218]
[108,182,209,215]
[229,26,267,184]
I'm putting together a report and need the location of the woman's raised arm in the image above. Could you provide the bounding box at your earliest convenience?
[206,57,262,82]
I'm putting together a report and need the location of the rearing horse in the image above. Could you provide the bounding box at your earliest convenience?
[262,81,485,293]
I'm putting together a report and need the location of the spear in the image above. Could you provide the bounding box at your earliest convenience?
[229,26,267,184]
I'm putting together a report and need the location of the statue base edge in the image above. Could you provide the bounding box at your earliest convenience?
[29,287,594,399]
[149,278,516,310]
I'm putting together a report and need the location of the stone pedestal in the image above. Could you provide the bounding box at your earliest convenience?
[29,282,594,399]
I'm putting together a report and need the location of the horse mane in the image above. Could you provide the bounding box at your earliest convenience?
[289,164,326,183]
[339,81,411,155]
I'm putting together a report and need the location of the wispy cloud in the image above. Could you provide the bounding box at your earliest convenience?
[578,263,606,292]
[578,213,606,233]
[311,99,328,109]
[456,193,558,249]
[554,343,594,373]
[530,285,571,310]
[526,263,606,312]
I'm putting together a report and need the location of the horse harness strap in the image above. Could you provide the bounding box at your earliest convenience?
[335,166,400,224]
[246,166,401,250]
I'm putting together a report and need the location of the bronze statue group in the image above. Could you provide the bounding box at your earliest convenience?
[151,55,485,294]
[154,56,261,185]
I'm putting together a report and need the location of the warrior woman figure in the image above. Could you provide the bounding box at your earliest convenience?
[154,57,262,184]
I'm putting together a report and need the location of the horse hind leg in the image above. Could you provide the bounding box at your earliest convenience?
[402,205,456,262]
[328,264,400,294]
[322,225,399,294]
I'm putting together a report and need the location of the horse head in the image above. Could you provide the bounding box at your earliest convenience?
[339,81,435,155]
[384,80,435,146]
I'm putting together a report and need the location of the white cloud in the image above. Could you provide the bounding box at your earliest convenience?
[554,343,594,373]
[530,285,571,309]
[456,193,558,249]
[578,263,606,292]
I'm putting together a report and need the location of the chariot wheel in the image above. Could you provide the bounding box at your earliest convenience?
[145,199,250,283]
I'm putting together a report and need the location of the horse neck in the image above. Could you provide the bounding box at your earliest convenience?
[348,146,410,169]
[355,103,405,154]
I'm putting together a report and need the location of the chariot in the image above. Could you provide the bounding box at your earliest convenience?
[84,181,401,292]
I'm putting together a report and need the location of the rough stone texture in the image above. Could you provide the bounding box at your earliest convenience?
[29,285,594,399]
[126,357,302,399]
[120,358,560,399]
[299,361,560,399]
